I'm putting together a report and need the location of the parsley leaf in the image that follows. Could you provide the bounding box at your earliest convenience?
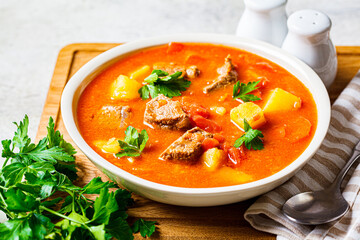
[131,219,156,238]
[25,144,75,164]
[139,70,191,99]
[116,126,149,158]
[13,182,41,196]
[91,187,119,225]
[234,119,264,150]
[105,216,133,240]
[47,117,76,156]
[46,117,78,180]
[29,214,55,240]
[0,213,55,240]
[0,217,33,240]
[12,115,31,151]
[1,162,27,187]
[1,140,15,159]
[233,81,261,102]
[114,189,134,211]
[4,188,39,213]
[139,84,159,99]
[82,177,117,194]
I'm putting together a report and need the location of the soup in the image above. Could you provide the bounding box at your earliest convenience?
[77,42,317,188]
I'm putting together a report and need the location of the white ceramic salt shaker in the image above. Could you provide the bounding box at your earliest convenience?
[282,9,337,89]
[236,0,288,47]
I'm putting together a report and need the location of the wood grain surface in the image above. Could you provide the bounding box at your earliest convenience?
[35,44,360,239]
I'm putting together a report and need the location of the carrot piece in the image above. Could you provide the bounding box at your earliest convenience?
[201,138,220,151]
[213,134,225,143]
[192,115,222,132]
[167,42,185,54]
[285,116,312,143]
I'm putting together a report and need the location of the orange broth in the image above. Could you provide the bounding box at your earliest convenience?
[77,43,317,188]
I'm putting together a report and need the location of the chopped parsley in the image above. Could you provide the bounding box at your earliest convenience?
[0,115,156,239]
[234,119,264,150]
[139,69,191,99]
[233,81,261,102]
[116,126,149,158]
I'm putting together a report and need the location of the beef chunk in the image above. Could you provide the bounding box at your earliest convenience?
[185,65,200,79]
[93,105,131,128]
[144,94,190,130]
[160,127,213,162]
[153,62,200,79]
[203,55,238,93]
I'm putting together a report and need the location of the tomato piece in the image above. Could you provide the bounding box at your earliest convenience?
[167,42,185,54]
[213,134,225,143]
[220,142,231,154]
[227,146,246,168]
[181,97,210,118]
[186,54,205,65]
[258,76,270,88]
[201,138,220,151]
[192,115,222,132]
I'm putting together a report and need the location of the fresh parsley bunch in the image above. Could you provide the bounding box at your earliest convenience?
[0,115,156,240]
[233,81,261,102]
[139,69,191,99]
[234,119,264,150]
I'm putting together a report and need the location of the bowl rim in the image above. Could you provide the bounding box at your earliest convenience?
[61,33,331,195]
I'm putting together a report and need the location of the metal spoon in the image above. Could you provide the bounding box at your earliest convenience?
[282,141,360,225]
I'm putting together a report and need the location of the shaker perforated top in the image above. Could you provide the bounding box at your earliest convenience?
[287,9,332,36]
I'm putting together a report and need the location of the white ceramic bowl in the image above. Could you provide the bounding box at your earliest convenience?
[61,34,330,207]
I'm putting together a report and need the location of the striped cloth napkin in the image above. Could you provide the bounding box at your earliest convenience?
[244,70,360,240]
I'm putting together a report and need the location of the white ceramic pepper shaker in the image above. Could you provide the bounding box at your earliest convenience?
[236,0,288,47]
[282,9,337,89]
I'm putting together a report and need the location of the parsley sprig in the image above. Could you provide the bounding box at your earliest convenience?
[234,119,264,150]
[139,69,191,99]
[0,115,156,239]
[233,81,261,102]
[116,126,149,158]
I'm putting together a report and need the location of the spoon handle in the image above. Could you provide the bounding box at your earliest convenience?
[331,141,360,190]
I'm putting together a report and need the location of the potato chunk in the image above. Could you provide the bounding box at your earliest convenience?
[263,88,301,114]
[201,148,226,171]
[210,106,226,116]
[94,138,120,154]
[130,65,151,80]
[230,102,266,130]
[111,75,142,100]
[93,140,107,150]
[216,167,253,184]
[102,138,121,153]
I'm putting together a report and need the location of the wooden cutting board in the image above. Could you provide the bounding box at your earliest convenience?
[35,44,360,239]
